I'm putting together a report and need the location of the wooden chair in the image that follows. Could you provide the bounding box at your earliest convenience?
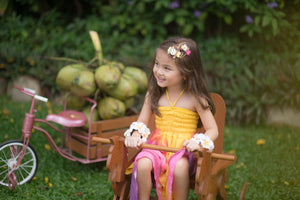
[93,93,247,200]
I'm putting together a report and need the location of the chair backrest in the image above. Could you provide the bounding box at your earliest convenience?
[196,93,226,154]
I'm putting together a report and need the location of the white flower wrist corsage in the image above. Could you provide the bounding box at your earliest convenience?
[124,121,150,143]
[191,133,214,152]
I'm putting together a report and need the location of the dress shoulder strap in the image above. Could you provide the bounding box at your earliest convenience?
[166,89,185,107]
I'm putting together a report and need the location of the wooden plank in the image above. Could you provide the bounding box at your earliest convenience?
[66,137,97,159]
[93,115,138,131]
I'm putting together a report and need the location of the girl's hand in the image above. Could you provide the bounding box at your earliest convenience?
[182,139,201,152]
[124,131,143,148]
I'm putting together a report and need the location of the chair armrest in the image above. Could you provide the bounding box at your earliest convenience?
[211,154,237,176]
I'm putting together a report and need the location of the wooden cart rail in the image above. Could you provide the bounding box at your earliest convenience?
[92,136,236,161]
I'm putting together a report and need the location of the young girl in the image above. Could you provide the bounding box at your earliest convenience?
[124,36,218,200]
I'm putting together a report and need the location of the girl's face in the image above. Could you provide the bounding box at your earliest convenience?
[153,48,184,89]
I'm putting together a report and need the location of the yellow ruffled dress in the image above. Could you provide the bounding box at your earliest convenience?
[155,106,199,150]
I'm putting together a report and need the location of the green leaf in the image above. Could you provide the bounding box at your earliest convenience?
[262,15,271,27]
[248,30,254,37]
[254,16,261,26]
[136,2,145,13]
[176,17,185,26]
[244,68,254,80]
[272,19,278,35]
[183,24,193,35]
[224,15,232,25]
[239,25,249,33]
[163,13,174,24]
[154,1,169,10]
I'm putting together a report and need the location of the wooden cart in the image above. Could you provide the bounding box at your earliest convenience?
[66,115,139,160]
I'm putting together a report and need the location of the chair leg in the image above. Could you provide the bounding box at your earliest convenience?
[239,182,248,200]
[119,180,130,200]
[205,194,215,200]
[197,194,214,200]
[111,179,131,200]
[216,174,226,200]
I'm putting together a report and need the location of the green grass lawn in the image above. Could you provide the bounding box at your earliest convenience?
[0,95,299,200]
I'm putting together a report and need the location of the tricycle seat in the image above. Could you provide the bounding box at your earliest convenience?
[46,110,87,127]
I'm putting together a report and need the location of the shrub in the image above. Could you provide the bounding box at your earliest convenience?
[0,0,299,124]
[201,37,300,124]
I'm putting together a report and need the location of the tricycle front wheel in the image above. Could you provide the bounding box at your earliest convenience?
[0,140,38,189]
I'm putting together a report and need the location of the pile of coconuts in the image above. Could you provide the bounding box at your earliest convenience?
[55,31,148,125]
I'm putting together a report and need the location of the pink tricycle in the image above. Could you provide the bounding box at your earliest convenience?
[0,86,104,190]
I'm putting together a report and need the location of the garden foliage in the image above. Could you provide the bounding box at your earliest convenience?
[0,0,299,124]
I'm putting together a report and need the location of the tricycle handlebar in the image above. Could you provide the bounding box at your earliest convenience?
[34,95,48,102]
[14,85,48,102]
[23,88,36,94]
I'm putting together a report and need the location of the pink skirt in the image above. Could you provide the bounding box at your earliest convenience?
[129,149,196,200]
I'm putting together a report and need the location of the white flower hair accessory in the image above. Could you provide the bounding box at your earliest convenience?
[167,43,191,59]
[191,133,214,152]
[124,121,150,143]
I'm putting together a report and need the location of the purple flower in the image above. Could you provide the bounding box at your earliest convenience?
[127,1,133,5]
[169,0,180,9]
[194,10,202,18]
[267,2,278,8]
[245,15,253,23]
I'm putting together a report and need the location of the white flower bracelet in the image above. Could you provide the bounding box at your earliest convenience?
[124,121,150,143]
[191,133,214,152]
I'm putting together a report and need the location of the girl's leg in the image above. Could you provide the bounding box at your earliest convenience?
[173,157,189,200]
[137,157,153,200]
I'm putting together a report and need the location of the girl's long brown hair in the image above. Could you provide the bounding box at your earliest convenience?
[148,36,215,117]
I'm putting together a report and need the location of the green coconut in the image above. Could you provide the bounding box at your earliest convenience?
[95,64,121,91]
[107,73,138,101]
[70,70,96,97]
[67,94,86,109]
[109,61,125,72]
[124,97,135,109]
[56,64,85,90]
[98,97,126,120]
[123,66,148,93]
[82,106,99,129]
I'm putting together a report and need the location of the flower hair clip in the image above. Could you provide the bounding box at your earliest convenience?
[167,43,191,59]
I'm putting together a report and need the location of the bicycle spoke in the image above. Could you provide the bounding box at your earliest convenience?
[0,157,8,166]
[15,151,23,160]
[0,163,7,169]
[0,167,9,176]
[18,164,31,175]
[1,149,9,164]
[20,158,34,166]
[9,145,19,159]
[19,164,33,171]
[0,168,9,183]
[16,168,25,183]
[11,145,23,160]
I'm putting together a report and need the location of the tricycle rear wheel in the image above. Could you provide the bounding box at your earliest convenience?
[0,140,38,189]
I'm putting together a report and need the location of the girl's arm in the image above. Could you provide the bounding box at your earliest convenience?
[136,92,153,125]
[125,92,153,148]
[183,96,218,152]
[195,99,219,141]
